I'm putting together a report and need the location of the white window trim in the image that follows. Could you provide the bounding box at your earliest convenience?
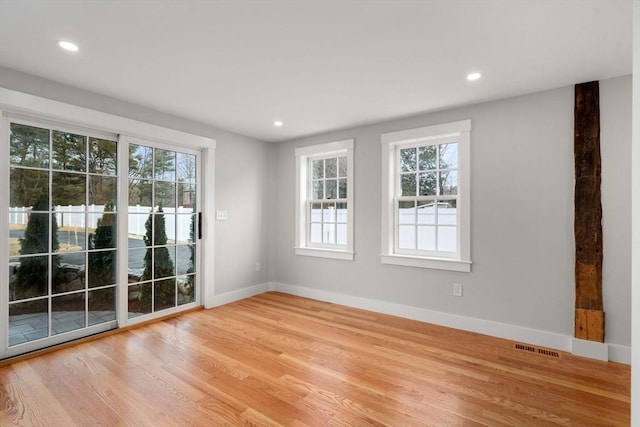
[295,139,355,260]
[380,120,471,272]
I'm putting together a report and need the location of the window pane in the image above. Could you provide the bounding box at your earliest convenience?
[325,158,337,178]
[310,223,322,243]
[322,202,336,222]
[10,123,50,168]
[417,226,436,251]
[400,148,416,172]
[418,172,437,196]
[438,200,457,225]
[437,227,457,252]
[89,138,117,175]
[88,287,115,326]
[176,214,196,243]
[322,224,336,244]
[439,143,458,169]
[338,156,347,177]
[128,214,149,244]
[401,173,416,196]
[129,144,153,179]
[312,159,324,179]
[439,171,458,195]
[10,255,49,300]
[176,153,196,183]
[419,145,437,170]
[338,179,347,199]
[10,168,49,208]
[89,176,117,209]
[155,278,176,311]
[310,203,322,222]
[398,200,416,224]
[326,179,337,199]
[129,179,152,210]
[127,248,147,283]
[88,250,116,288]
[53,254,85,294]
[312,180,323,199]
[128,283,152,318]
[154,246,176,279]
[15,210,51,255]
[337,224,347,245]
[177,183,196,211]
[154,149,176,181]
[150,212,169,245]
[56,215,85,253]
[9,299,48,346]
[155,181,176,208]
[156,213,176,245]
[88,212,117,249]
[176,245,195,275]
[398,225,415,249]
[52,172,85,207]
[54,205,81,235]
[52,293,86,335]
[417,201,436,224]
[52,131,86,172]
[336,202,347,223]
[177,276,195,305]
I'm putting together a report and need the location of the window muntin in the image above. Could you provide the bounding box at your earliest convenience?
[295,139,354,260]
[381,120,470,272]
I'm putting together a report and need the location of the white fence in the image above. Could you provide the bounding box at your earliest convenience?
[9,205,195,242]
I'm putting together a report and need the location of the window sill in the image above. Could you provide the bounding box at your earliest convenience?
[295,247,355,261]
[380,254,471,272]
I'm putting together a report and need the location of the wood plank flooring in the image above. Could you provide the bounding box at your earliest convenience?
[0,292,630,426]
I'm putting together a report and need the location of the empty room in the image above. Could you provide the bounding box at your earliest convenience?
[0,0,638,425]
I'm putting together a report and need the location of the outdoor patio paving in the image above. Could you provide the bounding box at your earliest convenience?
[9,310,116,346]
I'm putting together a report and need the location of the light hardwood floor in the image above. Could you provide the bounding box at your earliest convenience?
[0,292,630,426]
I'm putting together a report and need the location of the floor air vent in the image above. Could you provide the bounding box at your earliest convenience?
[514,343,561,359]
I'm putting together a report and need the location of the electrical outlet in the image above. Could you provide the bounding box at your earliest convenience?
[255,262,261,272]
[453,283,463,297]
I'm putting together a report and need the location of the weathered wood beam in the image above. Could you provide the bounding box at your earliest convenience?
[574,81,604,342]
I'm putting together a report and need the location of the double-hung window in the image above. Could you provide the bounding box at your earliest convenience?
[381,120,471,272]
[295,139,354,260]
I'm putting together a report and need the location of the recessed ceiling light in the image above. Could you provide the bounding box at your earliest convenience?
[274,121,283,127]
[58,40,79,52]
[466,72,482,81]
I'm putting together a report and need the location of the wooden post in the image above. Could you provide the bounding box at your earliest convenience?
[574,81,604,342]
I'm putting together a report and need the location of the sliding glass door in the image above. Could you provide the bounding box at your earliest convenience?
[3,119,202,357]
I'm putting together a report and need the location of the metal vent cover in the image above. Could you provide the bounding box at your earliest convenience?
[514,343,561,359]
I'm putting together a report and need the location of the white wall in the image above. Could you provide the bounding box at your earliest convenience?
[0,66,271,297]
[271,75,632,352]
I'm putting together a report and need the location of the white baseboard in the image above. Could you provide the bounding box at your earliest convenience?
[571,338,609,362]
[608,344,631,365]
[267,281,631,364]
[208,282,269,308]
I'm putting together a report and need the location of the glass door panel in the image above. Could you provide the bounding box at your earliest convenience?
[127,143,198,319]
[7,121,118,349]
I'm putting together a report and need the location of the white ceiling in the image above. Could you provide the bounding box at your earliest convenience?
[0,0,632,142]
